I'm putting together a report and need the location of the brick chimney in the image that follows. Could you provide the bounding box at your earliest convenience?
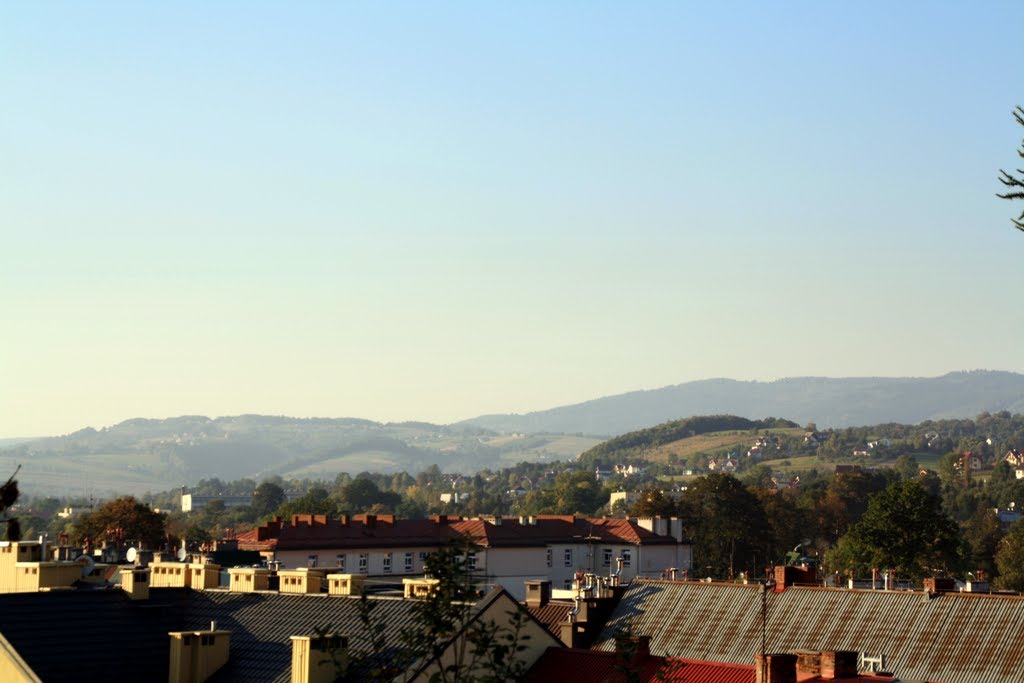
[755,653,797,683]
[820,650,858,679]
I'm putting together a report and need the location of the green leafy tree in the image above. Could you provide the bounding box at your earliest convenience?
[680,473,768,580]
[342,477,401,513]
[997,105,1024,232]
[273,488,338,518]
[995,519,1024,591]
[825,480,963,582]
[962,507,1004,577]
[251,481,287,517]
[627,486,676,518]
[72,496,167,549]
[333,540,531,682]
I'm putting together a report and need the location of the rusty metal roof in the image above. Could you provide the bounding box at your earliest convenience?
[594,580,1024,683]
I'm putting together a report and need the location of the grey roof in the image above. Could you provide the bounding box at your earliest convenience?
[0,586,547,683]
[182,590,421,683]
[0,588,421,683]
[0,588,189,682]
[594,580,1024,683]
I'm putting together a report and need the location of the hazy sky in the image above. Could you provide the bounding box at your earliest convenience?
[3,3,1024,438]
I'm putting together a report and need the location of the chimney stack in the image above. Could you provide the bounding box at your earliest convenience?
[291,634,346,683]
[755,653,797,683]
[820,651,858,679]
[524,580,552,607]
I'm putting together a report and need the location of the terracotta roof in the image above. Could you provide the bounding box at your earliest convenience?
[526,600,574,635]
[237,515,681,552]
[526,647,926,683]
[236,514,463,552]
[524,647,755,683]
[595,579,1023,683]
[448,516,679,548]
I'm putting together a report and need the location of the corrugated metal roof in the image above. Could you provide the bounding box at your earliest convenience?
[594,580,1024,683]
[183,589,421,683]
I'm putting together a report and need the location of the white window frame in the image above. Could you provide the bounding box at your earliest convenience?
[358,553,368,574]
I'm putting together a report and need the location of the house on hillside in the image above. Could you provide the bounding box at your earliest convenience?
[1004,449,1024,467]
[707,457,737,473]
[954,451,985,472]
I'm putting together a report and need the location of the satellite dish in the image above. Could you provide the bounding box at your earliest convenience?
[74,554,95,578]
[126,547,138,563]
[177,547,187,561]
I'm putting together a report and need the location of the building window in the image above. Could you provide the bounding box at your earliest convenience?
[359,553,368,573]
[603,549,612,566]
[467,552,477,571]
[621,550,632,568]
[383,553,392,574]
[335,554,345,571]
[564,579,572,589]
[564,549,573,567]
[307,554,318,568]
[419,551,429,561]
[404,552,414,572]
[546,549,552,567]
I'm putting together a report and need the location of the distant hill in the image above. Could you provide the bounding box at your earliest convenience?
[460,371,1024,437]
[0,415,601,498]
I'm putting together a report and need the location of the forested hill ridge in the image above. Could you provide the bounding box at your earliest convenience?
[579,415,798,463]
[577,411,1024,471]
[0,415,601,497]
[461,370,1024,437]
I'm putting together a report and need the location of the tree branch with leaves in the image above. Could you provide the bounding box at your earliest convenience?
[997,105,1024,232]
[1,465,21,542]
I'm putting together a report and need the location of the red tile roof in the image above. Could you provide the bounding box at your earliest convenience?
[236,514,680,552]
[449,516,678,548]
[524,647,755,683]
[525,648,919,683]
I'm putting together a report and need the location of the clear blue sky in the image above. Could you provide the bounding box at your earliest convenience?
[3,2,1023,437]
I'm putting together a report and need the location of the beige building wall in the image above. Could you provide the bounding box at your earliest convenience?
[168,630,231,683]
[0,633,40,683]
[410,591,559,682]
[272,546,432,577]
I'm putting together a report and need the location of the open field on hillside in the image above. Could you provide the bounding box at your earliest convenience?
[0,453,174,498]
[645,428,805,464]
